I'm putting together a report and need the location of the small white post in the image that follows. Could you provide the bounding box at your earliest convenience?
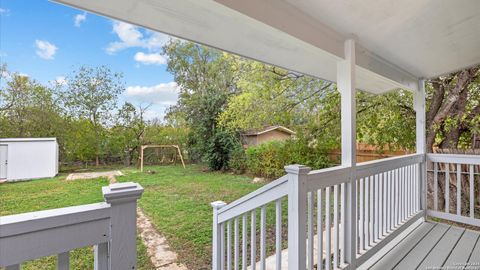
[286,164,311,270]
[211,201,227,270]
[103,182,144,270]
[337,38,357,269]
[414,79,426,214]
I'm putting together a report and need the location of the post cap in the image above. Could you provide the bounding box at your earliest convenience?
[284,164,311,175]
[102,182,144,204]
[211,201,227,210]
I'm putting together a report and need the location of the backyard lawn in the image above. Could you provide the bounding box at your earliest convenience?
[0,165,268,270]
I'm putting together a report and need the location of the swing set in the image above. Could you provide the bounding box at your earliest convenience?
[139,144,186,172]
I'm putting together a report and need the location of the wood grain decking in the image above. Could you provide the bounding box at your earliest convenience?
[367,222,480,270]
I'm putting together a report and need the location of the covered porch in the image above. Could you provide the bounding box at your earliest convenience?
[1,0,479,269]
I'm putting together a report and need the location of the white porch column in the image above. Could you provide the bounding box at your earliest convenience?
[414,80,427,213]
[337,39,357,269]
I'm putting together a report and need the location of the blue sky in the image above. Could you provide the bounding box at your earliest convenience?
[0,0,178,120]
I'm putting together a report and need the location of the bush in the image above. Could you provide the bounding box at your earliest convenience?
[245,139,332,179]
[228,144,247,173]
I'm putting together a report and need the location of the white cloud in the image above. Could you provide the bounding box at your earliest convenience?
[134,52,167,65]
[106,21,169,54]
[54,76,67,85]
[35,40,58,60]
[74,13,87,27]
[125,82,178,105]
[0,8,10,15]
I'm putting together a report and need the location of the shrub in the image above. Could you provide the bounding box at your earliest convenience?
[245,139,332,179]
[228,144,247,173]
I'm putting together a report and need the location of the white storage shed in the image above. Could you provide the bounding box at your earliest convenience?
[0,138,59,181]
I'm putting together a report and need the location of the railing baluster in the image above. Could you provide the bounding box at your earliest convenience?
[94,243,108,270]
[260,206,266,270]
[308,192,314,270]
[234,218,239,270]
[325,186,331,270]
[387,171,391,232]
[364,177,370,247]
[359,178,364,252]
[445,165,450,213]
[457,163,462,216]
[374,174,379,242]
[399,167,404,222]
[227,221,232,270]
[340,182,346,265]
[379,173,384,237]
[251,209,256,270]
[434,162,438,211]
[317,188,324,270]
[242,214,247,270]
[275,199,282,270]
[470,164,475,218]
[333,185,339,269]
[221,222,226,270]
[57,252,69,270]
[368,176,376,246]
[394,169,399,227]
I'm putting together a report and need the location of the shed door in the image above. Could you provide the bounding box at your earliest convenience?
[0,145,7,179]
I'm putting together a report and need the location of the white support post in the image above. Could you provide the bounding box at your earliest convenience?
[337,39,357,269]
[414,79,426,215]
[286,164,311,270]
[102,182,144,270]
[211,201,227,270]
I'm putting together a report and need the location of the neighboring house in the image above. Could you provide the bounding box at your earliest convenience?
[241,125,295,147]
[0,138,59,181]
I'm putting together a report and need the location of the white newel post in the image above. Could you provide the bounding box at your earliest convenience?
[211,201,227,270]
[102,182,144,270]
[338,39,357,269]
[286,164,311,270]
[414,79,427,214]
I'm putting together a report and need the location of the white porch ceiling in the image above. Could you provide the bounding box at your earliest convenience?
[54,0,480,94]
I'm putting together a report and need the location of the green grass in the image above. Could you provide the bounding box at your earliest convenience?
[0,175,155,270]
[118,165,265,270]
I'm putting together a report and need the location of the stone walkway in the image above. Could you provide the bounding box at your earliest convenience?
[67,171,187,270]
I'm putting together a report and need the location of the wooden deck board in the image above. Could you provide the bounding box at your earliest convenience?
[362,222,480,270]
[369,223,435,270]
[468,236,480,266]
[393,223,450,270]
[443,230,479,268]
[413,225,465,269]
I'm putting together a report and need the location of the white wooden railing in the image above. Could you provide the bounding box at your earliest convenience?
[0,182,143,270]
[427,153,480,227]
[212,154,426,270]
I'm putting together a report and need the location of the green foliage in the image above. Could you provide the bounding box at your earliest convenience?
[228,144,247,173]
[164,40,239,170]
[246,139,332,179]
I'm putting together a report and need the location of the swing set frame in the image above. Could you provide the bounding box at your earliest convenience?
[139,144,186,171]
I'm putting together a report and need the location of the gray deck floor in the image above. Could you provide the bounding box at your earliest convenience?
[367,222,480,270]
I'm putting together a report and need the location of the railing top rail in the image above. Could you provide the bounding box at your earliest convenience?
[0,202,110,237]
[427,153,480,165]
[218,175,288,215]
[306,165,351,190]
[356,153,424,178]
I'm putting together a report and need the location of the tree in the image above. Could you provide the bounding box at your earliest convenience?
[60,65,124,166]
[112,102,148,166]
[425,66,480,151]
[164,40,240,169]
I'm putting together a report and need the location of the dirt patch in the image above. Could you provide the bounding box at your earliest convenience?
[66,171,123,182]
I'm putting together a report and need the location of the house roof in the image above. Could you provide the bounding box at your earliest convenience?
[242,126,296,136]
[55,0,479,94]
[0,138,57,142]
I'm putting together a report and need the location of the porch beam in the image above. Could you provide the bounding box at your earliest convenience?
[337,39,357,269]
